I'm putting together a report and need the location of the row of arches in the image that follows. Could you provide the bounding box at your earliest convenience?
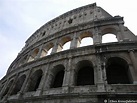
[8,27,120,71]
[27,33,117,62]
[1,57,132,98]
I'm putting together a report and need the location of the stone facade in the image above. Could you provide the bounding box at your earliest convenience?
[0,3,137,103]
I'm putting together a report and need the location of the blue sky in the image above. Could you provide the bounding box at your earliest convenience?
[0,0,137,79]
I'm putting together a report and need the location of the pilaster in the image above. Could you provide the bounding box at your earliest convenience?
[95,54,105,92]
[51,40,63,53]
[44,72,54,90]
[129,50,137,84]
[35,64,50,96]
[70,33,81,49]
[93,27,102,44]
[18,69,32,96]
[62,57,75,86]
[35,45,43,59]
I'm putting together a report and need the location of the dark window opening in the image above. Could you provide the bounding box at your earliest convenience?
[42,31,46,37]
[52,70,64,88]
[106,57,131,84]
[27,70,43,92]
[77,66,94,86]
[68,19,73,24]
[76,60,94,86]
[10,75,26,95]
[34,75,42,90]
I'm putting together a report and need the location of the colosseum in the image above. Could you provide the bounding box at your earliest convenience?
[0,3,137,103]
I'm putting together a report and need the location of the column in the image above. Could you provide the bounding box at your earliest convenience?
[93,27,102,44]
[18,68,32,96]
[62,69,70,87]
[35,45,43,59]
[62,62,70,94]
[129,50,137,72]
[34,64,49,96]
[70,33,81,49]
[43,71,54,91]
[62,58,75,94]
[129,50,137,84]
[95,55,105,92]
[51,40,63,54]
[62,58,75,86]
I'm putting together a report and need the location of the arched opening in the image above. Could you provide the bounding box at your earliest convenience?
[10,75,26,95]
[102,34,117,43]
[41,43,54,57]
[80,37,93,47]
[62,41,71,51]
[58,36,71,52]
[101,27,118,43]
[28,48,39,62]
[51,65,65,88]
[76,60,94,86]
[1,79,14,98]
[79,32,93,47]
[27,69,43,92]
[106,57,132,84]
[47,47,53,55]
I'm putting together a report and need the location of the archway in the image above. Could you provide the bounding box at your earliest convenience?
[106,57,131,84]
[62,41,71,51]
[102,34,117,43]
[58,36,71,52]
[28,48,39,62]
[76,60,94,86]
[10,75,26,95]
[80,37,93,47]
[41,43,54,57]
[27,69,43,92]
[51,65,65,88]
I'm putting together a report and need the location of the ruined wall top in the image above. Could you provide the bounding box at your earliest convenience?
[24,3,112,49]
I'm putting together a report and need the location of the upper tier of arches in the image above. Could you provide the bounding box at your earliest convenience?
[8,23,137,73]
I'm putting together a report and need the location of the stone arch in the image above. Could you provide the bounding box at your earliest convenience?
[10,74,26,95]
[28,48,39,62]
[58,36,72,51]
[101,27,117,35]
[106,57,132,84]
[79,31,93,47]
[75,60,94,86]
[101,27,118,43]
[19,55,28,66]
[27,69,43,92]
[50,64,65,88]
[41,43,54,57]
[1,79,14,98]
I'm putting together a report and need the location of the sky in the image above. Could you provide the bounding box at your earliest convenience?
[0,0,137,79]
